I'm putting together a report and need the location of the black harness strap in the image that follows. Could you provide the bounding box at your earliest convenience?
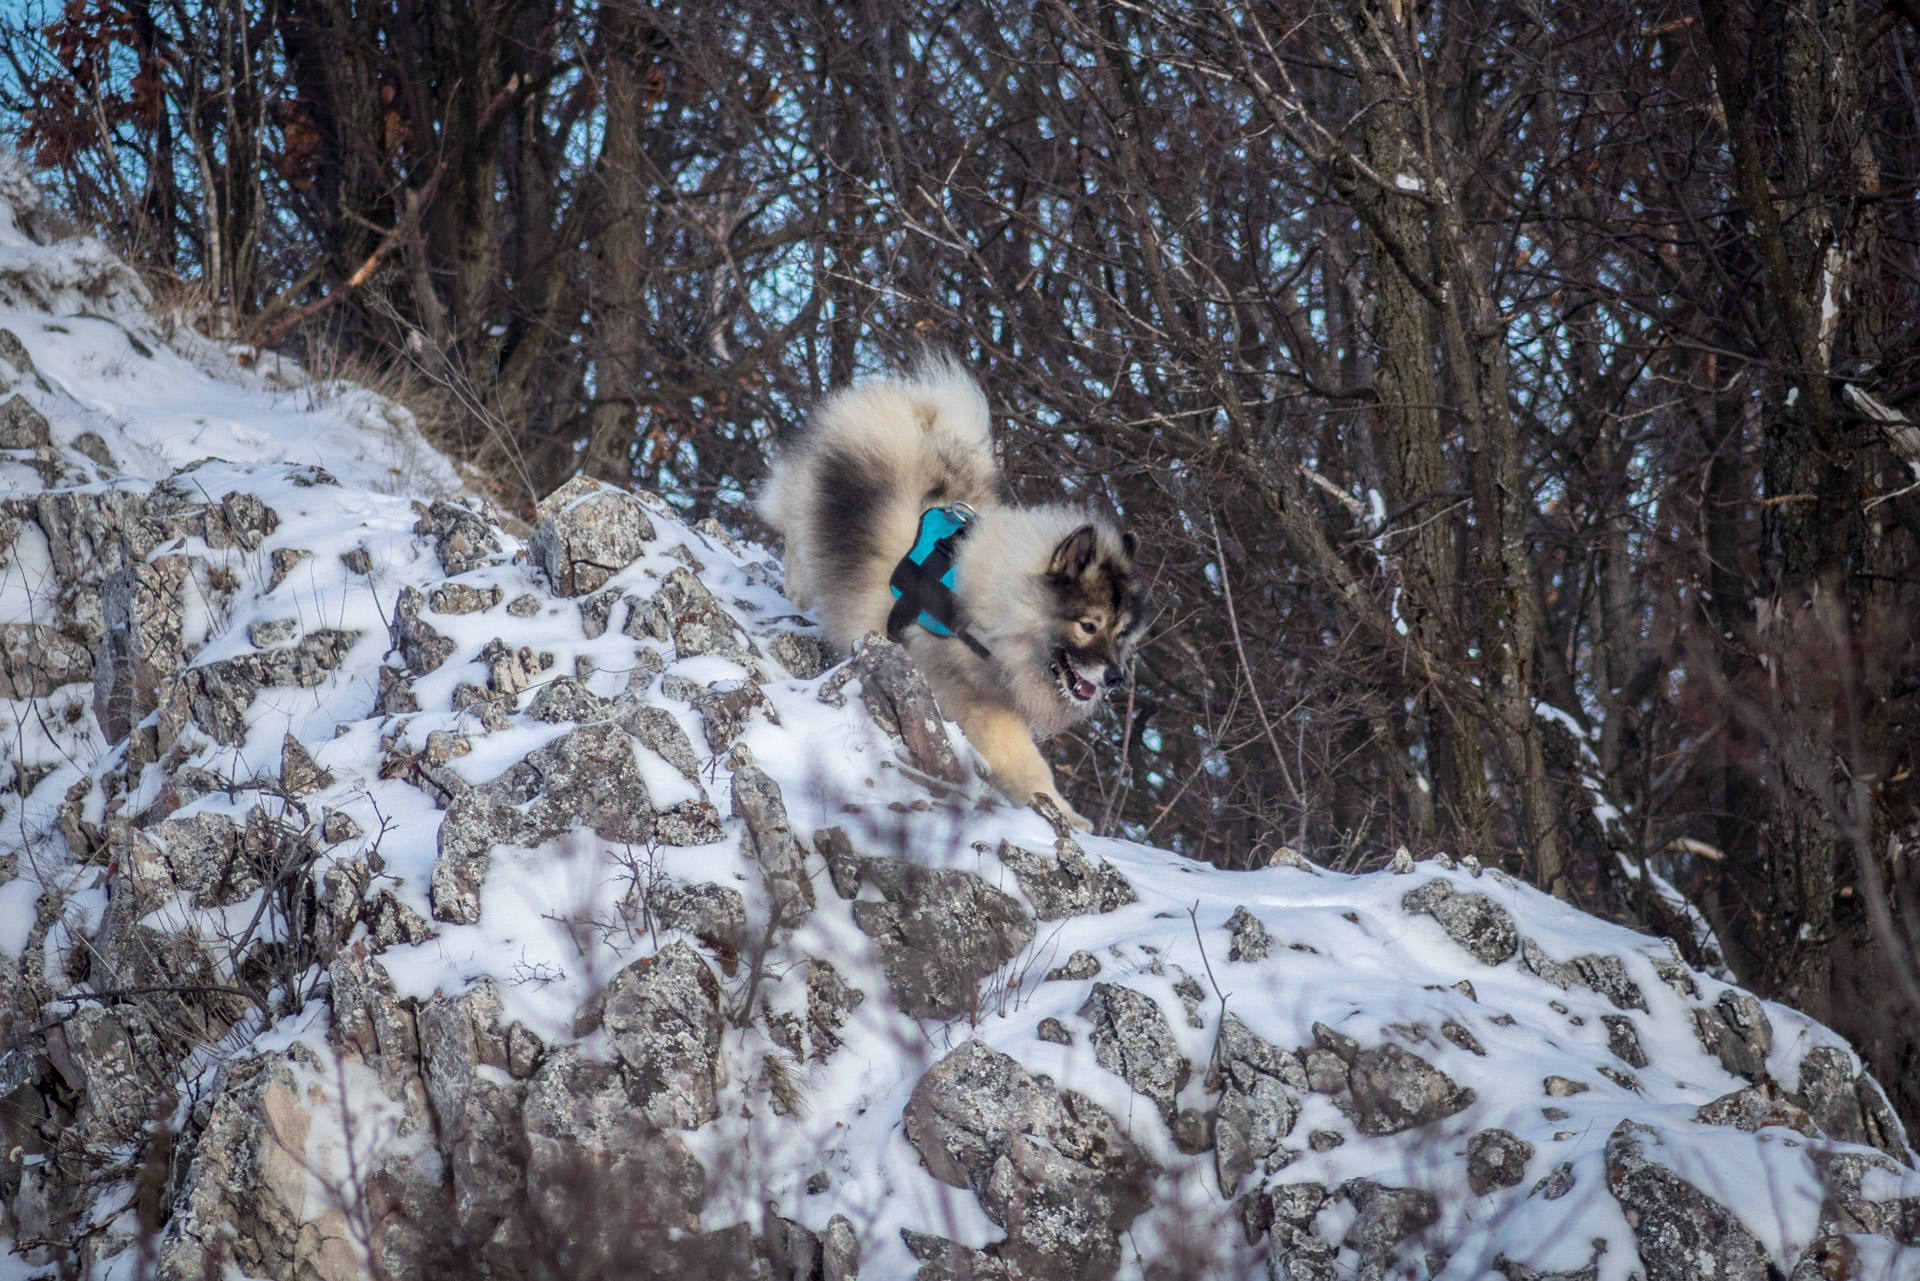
[887,513,992,660]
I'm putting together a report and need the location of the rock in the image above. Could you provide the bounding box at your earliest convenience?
[429,582,503,615]
[590,942,726,1130]
[0,622,93,699]
[1214,1013,1307,1191]
[0,393,50,447]
[996,837,1136,919]
[843,635,968,784]
[280,733,334,795]
[1521,937,1579,989]
[1038,1018,1073,1045]
[578,587,621,639]
[1570,953,1646,1011]
[807,955,865,1062]
[390,585,456,674]
[900,1230,1012,1281]
[1692,991,1774,1081]
[524,675,612,724]
[321,808,362,844]
[91,555,191,741]
[1695,1082,1818,1136]
[507,593,541,617]
[815,826,866,900]
[654,882,748,973]
[431,723,657,924]
[247,618,297,647]
[1342,1180,1439,1281]
[1533,1162,1576,1200]
[903,1039,1155,1281]
[1604,1120,1775,1281]
[265,546,311,592]
[157,1049,356,1281]
[340,546,373,574]
[688,679,781,753]
[641,566,752,660]
[823,1214,859,1281]
[1345,1039,1474,1136]
[1172,1107,1214,1155]
[1400,879,1519,965]
[417,981,526,1243]
[531,477,653,596]
[852,858,1035,1020]
[415,498,503,576]
[1796,1045,1908,1160]
[1047,950,1102,981]
[1078,983,1190,1123]
[165,629,358,747]
[479,637,540,700]
[1266,1183,1336,1281]
[767,629,835,679]
[520,1048,707,1270]
[1467,1128,1534,1195]
[1598,1065,1641,1091]
[1226,905,1274,962]
[730,750,815,929]
[1440,1021,1485,1055]
[616,699,706,785]
[376,664,419,715]
[1603,1014,1649,1068]
[1544,1076,1589,1097]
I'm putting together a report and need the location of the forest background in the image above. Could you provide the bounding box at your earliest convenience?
[2,0,1917,1132]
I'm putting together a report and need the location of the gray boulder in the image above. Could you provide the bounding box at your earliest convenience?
[996,837,1136,919]
[1401,879,1519,965]
[389,585,455,674]
[531,476,654,597]
[414,499,502,576]
[1467,1128,1535,1195]
[903,1039,1155,1281]
[1078,983,1190,1124]
[630,566,750,661]
[431,722,657,924]
[839,635,967,784]
[584,941,726,1130]
[0,622,93,700]
[852,858,1035,1019]
[1342,1180,1439,1281]
[730,749,815,930]
[1214,1013,1307,1191]
[1227,905,1274,962]
[1604,1120,1775,1281]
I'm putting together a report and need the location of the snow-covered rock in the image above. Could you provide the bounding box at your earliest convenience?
[0,178,1917,1281]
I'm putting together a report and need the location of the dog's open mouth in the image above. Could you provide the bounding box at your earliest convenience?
[1052,649,1101,704]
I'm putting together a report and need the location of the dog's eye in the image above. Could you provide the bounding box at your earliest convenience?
[1077,619,1097,635]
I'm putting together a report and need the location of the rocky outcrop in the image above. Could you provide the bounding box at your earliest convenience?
[1214,1013,1306,1190]
[431,721,668,924]
[1078,983,1189,1124]
[852,859,1035,1019]
[530,475,654,597]
[1604,1121,1775,1281]
[1401,878,1519,964]
[904,1040,1155,1280]
[995,836,1136,919]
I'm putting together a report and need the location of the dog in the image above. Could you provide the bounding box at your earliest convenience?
[760,357,1144,830]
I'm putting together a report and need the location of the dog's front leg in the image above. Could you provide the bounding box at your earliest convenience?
[960,704,1093,832]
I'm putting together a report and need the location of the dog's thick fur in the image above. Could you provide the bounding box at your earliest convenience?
[761,358,1143,830]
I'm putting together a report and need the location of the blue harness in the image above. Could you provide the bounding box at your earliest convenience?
[887,505,992,659]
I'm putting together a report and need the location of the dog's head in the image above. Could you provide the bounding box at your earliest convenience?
[1038,522,1146,711]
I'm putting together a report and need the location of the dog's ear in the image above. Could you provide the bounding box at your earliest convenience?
[1048,524,1099,578]
[1121,530,1137,562]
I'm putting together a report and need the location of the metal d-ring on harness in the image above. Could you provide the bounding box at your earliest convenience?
[886,501,993,660]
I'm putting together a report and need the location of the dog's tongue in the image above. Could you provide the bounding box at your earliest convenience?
[1072,673,1097,700]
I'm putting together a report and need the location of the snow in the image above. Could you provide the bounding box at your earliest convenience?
[0,179,1914,1280]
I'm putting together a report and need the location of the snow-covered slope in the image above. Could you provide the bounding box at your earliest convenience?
[1,176,1916,1281]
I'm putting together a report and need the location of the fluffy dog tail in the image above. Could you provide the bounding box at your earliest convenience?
[760,355,1002,648]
